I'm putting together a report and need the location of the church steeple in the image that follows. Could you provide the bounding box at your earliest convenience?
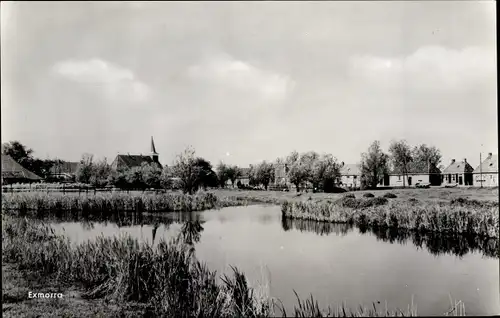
[150,136,159,164]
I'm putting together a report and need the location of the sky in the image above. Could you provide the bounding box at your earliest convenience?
[1,1,497,169]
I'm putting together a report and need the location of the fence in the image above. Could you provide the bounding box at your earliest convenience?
[1,184,167,195]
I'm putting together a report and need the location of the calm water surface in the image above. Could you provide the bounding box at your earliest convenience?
[47,205,499,316]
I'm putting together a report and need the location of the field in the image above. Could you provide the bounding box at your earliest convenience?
[210,187,499,205]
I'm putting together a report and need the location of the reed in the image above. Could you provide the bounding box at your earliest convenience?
[2,216,467,317]
[2,191,247,217]
[282,197,499,238]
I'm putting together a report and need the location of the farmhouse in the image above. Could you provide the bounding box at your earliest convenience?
[385,162,442,187]
[441,158,474,186]
[49,161,80,181]
[237,167,251,186]
[1,154,42,184]
[339,163,362,189]
[110,137,162,171]
[473,153,498,187]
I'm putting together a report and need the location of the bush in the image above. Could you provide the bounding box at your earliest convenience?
[383,193,397,199]
[363,193,375,198]
[343,194,355,199]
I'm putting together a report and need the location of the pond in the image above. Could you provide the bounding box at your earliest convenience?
[46,205,499,316]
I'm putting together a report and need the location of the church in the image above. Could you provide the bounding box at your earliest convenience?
[110,137,162,171]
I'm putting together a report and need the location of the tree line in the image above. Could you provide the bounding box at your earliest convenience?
[3,139,442,193]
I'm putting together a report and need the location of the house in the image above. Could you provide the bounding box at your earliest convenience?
[274,162,288,185]
[110,137,162,171]
[237,167,251,186]
[385,161,442,187]
[441,158,474,186]
[473,153,498,187]
[1,154,42,185]
[339,162,362,189]
[49,160,80,181]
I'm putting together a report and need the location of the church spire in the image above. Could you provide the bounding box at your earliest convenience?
[151,136,158,154]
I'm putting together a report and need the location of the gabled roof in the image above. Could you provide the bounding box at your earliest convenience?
[442,160,474,174]
[238,167,251,178]
[1,154,42,181]
[340,164,361,176]
[50,161,80,174]
[474,154,498,173]
[114,154,160,169]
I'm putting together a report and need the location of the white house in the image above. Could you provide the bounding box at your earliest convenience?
[473,153,498,187]
[442,158,474,186]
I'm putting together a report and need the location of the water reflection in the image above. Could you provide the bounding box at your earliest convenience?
[283,217,499,259]
[281,217,353,236]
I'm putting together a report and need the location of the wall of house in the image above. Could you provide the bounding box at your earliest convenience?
[441,173,473,186]
[388,174,431,187]
[473,173,499,187]
[340,175,360,188]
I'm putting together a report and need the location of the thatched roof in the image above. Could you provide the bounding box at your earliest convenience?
[1,154,42,181]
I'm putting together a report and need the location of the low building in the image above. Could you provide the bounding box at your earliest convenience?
[386,162,442,187]
[1,154,42,185]
[110,137,162,171]
[441,158,474,186]
[49,160,80,181]
[237,167,251,186]
[339,162,362,189]
[473,153,498,187]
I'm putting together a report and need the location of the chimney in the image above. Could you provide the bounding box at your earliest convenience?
[341,161,345,167]
[463,158,467,163]
[488,153,493,158]
[451,159,455,164]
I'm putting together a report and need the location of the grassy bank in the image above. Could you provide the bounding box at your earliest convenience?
[212,187,499,205]
[282,196,499,238]
[1,191,250,217]
[2,215,467,317]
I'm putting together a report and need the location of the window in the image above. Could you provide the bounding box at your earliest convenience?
[353,176,357,179]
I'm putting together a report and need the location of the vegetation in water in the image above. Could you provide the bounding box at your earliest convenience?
[281,197,499,238]
[1,191,247,217]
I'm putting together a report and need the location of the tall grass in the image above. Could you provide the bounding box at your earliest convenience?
[2,215,468,317]
[2,191,247,217]
[282,197,499,238]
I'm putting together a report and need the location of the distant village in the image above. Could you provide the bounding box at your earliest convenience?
[1,136,498,189]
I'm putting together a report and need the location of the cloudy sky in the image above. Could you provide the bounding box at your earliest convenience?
[1,1,496,168]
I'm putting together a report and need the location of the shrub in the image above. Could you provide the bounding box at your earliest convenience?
[363,193,375,198]
[383,193,397,199]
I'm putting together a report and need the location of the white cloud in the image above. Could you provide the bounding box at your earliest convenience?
[349,46,496,90]
[187,53,295,102]
[52,58,150,103]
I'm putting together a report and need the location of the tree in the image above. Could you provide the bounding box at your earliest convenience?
[126,166,145,189]
[141,162,163,189]
[411,144,442,172]
[89,158,111,188]
[216,162,230,188]
[360,141,389,189]
[388,140,413,188]
[171,147,217,194]
[2,141,33,165]
[285,151,308,192]
[75,153,94,184]
[254,161,275,190]
[2,140,56,179]
[226,165,242,188]
[312,153,341,192]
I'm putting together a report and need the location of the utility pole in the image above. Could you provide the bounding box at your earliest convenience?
[480,151,483,188]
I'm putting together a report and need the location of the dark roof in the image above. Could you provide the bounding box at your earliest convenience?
[50,161,80,174]
[1,154,42,180]
[340,164,361,176]
[442,160,474,174]
[474,154,498,173]
[114,155,160,169]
